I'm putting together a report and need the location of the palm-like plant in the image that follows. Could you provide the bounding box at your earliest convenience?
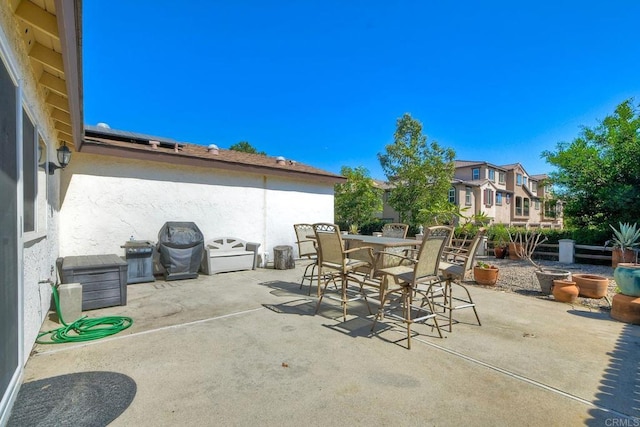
[606,222,640,253]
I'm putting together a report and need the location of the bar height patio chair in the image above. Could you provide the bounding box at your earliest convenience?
[382,223,409,239]
[293,224,319,295]
[372,226,453,349]
[434,227,486,332]
[313,223,376,322]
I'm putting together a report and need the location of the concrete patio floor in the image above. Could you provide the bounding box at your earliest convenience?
[17,265,640,426]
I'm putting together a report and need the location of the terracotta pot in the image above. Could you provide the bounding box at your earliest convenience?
[552,279,579,303]
[573,273,609,299]
[508,242,523,260]
[494,247,507,259]
[534,269,572,295]
[474,266,499,286]
[611,293,640,324]
[613,263,640,297]
[612,248,636,268]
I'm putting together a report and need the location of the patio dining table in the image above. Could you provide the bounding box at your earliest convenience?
[342,234,419,269]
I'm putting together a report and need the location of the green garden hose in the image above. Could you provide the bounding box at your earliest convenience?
[36,283,133,344]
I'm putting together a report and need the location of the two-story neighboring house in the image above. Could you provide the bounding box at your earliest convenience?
[449,161,511,224]
[500,163,562,228]
[377,160,563,228]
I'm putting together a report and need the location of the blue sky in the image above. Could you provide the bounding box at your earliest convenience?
[83,1,640,180]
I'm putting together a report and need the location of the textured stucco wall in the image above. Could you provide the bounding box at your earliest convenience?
[60,152,335,263]
[1,3,62,359]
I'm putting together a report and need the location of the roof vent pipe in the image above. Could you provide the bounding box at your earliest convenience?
[207,144,219,155]
[149,140,159,149]
[276,156,286,165]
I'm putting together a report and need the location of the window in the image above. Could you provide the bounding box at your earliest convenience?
[531,181,538,192]
[535,200,540,210]
[544,201,557,219]
[483,188,494,206]
[488,169,495,181]
[516,173,523,186]
[523,198,530,216]
[515,197,522,216]
[496,192,503,205]
[498,172,505,184]
[448,187,456,204]
[523,176,528,187]
[465,187,472,206]
[22,108,48,240]
[472,168,480,180]
[23,109,36,233]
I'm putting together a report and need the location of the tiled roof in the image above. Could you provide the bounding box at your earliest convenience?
[455,160,507,171]
[82,126,345,183]
[530,174,548,180]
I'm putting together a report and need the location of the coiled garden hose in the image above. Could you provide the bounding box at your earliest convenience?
[36,283,133,344]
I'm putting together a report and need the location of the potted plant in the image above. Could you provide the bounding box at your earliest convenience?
[348,223,360,235]
[509,229,571,295]
[473,261,499,286]
[490,224,509,259]
[605,222,640,267]
[611,263,640,324]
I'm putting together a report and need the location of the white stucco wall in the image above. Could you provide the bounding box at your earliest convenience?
[60,152,335,263]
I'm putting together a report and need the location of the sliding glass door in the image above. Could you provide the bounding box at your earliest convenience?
[0,55,19,414]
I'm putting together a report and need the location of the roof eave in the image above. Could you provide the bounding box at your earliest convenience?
[80,141,346,185]
[55,0,83,150]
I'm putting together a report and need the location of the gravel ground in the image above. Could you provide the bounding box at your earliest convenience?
[469,256,616,311]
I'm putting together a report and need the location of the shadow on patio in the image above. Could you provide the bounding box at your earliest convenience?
[586,322,640,424]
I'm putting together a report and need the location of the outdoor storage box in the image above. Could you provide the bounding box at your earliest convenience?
[60,254,128,310]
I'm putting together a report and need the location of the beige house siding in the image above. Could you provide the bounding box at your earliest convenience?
[379,161,562,228]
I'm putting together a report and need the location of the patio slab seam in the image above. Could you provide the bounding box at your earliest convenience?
[33,306,266,357]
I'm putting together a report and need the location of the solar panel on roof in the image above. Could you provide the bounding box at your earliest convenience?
[85,125,182,147]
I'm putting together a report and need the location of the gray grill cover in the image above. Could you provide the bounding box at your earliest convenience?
[157,222,204,280]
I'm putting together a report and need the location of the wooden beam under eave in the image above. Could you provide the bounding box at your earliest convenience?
[15,1,60,40]
[46,93,69,112]
[55,121,73,134]
[39,72,67,96]
[51,108,71,123]
[57,130,73,143]
[29,42,64,74]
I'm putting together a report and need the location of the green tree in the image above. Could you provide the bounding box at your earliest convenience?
[541,99,640,230]
[229,141,266,155]
[334,166,383,229]
[378,113,456,226]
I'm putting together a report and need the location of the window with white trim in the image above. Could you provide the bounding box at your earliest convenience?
[516,173,523,186]
[488,169,495,181]
[22,108,48,240]
[515,197,523,216]
[484,188,494,206]
[472,168,480,180]
[496,192,503,205]
[498,172,505,184]
[465,187,472,206]
[448,187,456,203]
